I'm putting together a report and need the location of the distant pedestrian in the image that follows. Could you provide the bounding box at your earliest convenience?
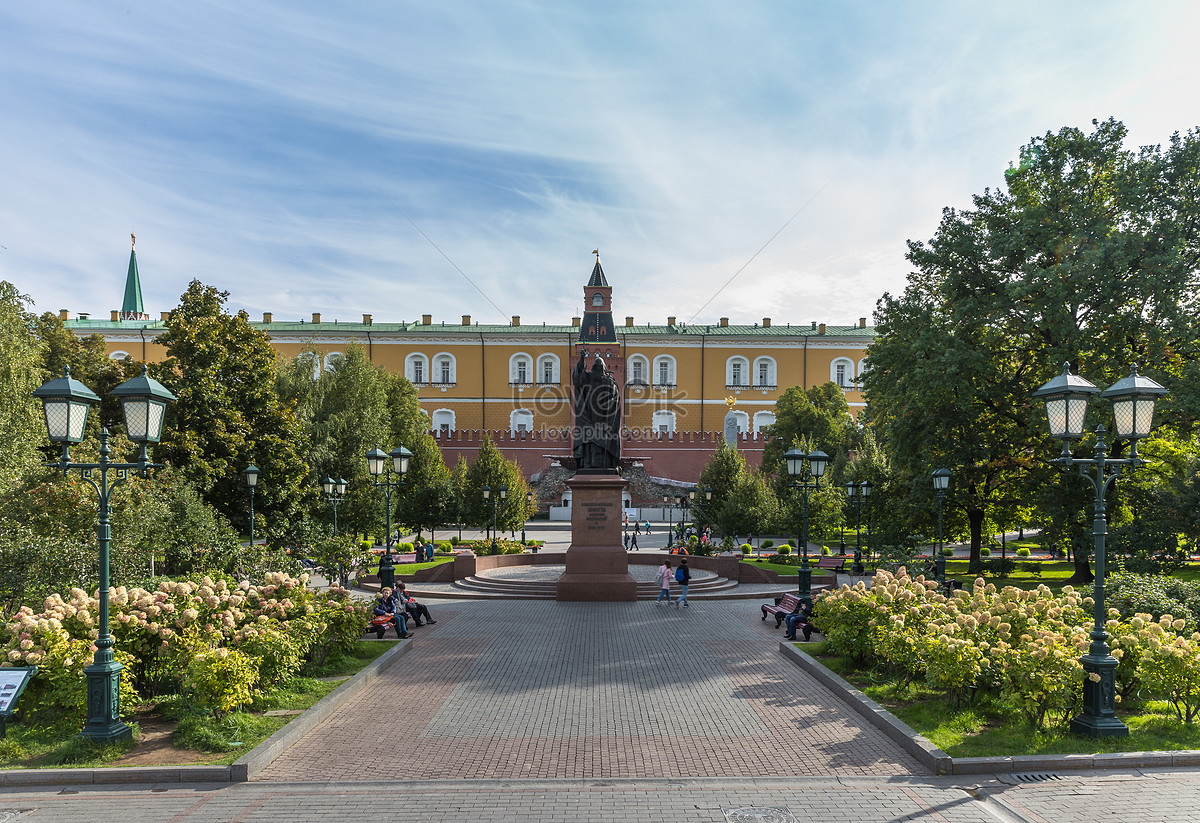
[675,558,691,607]
[425,541,435,562]
[656,560,673,605]
[645,520,651,534]
[630,532,639,551]
[624,532,630,550]
[635,522,641,535]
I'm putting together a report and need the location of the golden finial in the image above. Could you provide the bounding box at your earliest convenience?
[131,232,136,250]
[592,248,599,258]
[725,395,737,410]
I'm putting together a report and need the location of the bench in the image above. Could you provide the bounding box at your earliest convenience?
[761,593,802,628]
[815,556,845,572]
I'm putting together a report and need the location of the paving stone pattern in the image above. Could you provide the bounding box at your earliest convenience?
[253,598,922,781]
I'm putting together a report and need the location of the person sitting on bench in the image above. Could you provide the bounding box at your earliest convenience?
[396,583,436,626]
[375,588,410,638]
[783,600,815,641]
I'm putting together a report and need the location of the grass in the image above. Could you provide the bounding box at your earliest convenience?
[0,639,397,769]
[802,641,1200,757]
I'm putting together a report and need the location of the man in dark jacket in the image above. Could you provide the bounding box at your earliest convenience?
[374,588,410,638]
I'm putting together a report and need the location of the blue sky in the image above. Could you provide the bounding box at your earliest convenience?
[1,2,1197,329]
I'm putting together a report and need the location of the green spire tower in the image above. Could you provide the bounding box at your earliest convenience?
[120,233,149,321]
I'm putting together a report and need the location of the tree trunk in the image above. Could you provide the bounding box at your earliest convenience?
[968,507,984,574]
[1070,535,1094,585]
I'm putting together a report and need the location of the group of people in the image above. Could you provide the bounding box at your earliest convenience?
[655,558,691,607]
[373,583,437,638]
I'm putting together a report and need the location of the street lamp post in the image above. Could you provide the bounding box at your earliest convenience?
[33,365,176,744]
[784,448,829,605]
[483,484,507,554]
[244,464,260,546]
[525,490,535,550]
[321,476,347,534]
[1033,363,1168,738]
[366,445,412,591]
[663,494,672,535]
[847,480,872,575]
[932,469,951,588]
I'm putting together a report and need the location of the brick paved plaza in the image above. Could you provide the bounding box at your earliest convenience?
[3,596,1200,822]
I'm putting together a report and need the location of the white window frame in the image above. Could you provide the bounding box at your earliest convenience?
[857,358,868,387]
[323,352,344,372]
[510,408,534,434]
[651,410,676,434]
[627,355,649,386]
[433,352,456,385]
[652,355,676,387]
[537,354,560,385]
[753,410,777,433]
[405,353,430,385]
[729,410,749,434]
[830,357,855,389]
[509,353,533,385]
[726,356,749,388]
[753,356,777,388]
[109,350,131,361]
[431,408,455,435]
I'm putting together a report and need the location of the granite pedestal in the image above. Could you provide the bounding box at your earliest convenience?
[556,472,637,601]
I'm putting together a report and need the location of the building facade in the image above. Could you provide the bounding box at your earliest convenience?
[67,252,873,485]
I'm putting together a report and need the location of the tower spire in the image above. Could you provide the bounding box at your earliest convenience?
[120,234,149,321]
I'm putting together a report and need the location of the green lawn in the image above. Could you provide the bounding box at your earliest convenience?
[803,641,1200,757]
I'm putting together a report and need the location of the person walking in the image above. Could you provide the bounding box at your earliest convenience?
[656,559,673,605]
[630,531,639,551]
[674,558,691,607]
[623,532,630,550]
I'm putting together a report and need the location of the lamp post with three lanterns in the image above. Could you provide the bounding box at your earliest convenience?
[784,448,829,605]
[366,445,412,591]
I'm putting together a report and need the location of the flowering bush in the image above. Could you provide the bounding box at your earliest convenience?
[0,572,371,723]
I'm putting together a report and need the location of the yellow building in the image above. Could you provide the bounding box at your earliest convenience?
[68,251,873,443]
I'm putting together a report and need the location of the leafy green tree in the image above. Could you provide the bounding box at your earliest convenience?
[0,282,46,492]
[33,311,137,436]
[762,383,857,474]
[695,443,746,534]
[864,119,1200,580]
[462,437,530,539]
[153,281,310,535]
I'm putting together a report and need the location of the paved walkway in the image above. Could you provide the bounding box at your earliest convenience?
[254,598,920,781]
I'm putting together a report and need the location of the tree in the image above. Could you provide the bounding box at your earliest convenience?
[0,282,45,492]
[153,281,310,535]
[461,437,530,539]
[864,119,1200,580]
[33,311,136,436]
[695,443,747,534]
[762,383,857,474]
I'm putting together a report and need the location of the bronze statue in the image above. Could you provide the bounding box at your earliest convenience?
[572,350,621,471]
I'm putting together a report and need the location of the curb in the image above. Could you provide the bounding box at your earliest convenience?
[779,643,1200,775]
[0,638,412,788]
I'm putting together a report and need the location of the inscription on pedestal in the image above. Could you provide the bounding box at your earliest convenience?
[584,502,612,533]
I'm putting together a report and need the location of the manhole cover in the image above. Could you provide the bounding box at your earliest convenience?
[723,808,797,823]
[1013,772,1063,783]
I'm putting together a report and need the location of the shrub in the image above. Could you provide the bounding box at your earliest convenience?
[777,545,791,556]
[1016,547,1031,558]
[740,544,751,555]
[983,557,1017,578]
[761,539,774,549]
[942,547,953,557]
[184,647,259,718]
[821,546,832,556]
[980,547,991,557]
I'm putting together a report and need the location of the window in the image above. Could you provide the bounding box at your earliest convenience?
[627,355,649,385]
[726,356,749,387]
[405,354,429,385]
[753,357,777,387]
[323,352,344,372]
[109,350,131,361]
[651,410,676,434]
[653,355,676,386]
[830,357,855,389]
[592,292,604,306]
[433,353,456,385]
[857,358,868,387]
[510,408,534,434]
[431,409,455,435]
[298,352,320,380]
[753,411,777,433]
[510,353,532,385]
[537,354,560,385]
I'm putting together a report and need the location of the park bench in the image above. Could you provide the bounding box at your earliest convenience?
[761,593,802,628]
[815,557,845,572]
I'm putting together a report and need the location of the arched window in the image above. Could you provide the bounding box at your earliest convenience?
[857,358,868,387]
[753,410,777,432]
[405,353,429,385]
[591,292,604,306]
[753,356,777,388]
[109,350,131,361]
[653,355,676,387]
[510,408,534,434]
[509,353,533,385]
[433,353,456,385]
[431,408,455,436]
[627,355,650,385]
[651,410,676,435]
[726,356,749,388]
[297,352,320,380]
[729,410,749,434]
[323,352,344,372]
[830,357,855,389]
[537,354,560,385]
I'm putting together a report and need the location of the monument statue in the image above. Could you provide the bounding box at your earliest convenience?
[572,349,621,471]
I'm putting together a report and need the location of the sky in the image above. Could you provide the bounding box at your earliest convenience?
[1,2,1198,330]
